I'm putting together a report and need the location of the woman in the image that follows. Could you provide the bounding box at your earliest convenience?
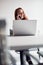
[14,7,33,65]
[14,7,28,20]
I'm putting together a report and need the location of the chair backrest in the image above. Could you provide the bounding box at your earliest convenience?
[10,29,13,36]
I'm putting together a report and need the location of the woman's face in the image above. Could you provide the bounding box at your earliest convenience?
[16,9,25,20]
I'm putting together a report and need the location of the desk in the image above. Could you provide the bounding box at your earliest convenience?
[1,35,43,65]
[6,36,43,50]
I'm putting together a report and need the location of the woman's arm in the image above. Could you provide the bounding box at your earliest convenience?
[22,13,28,20]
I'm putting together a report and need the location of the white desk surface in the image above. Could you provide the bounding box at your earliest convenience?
[5,36,43,50]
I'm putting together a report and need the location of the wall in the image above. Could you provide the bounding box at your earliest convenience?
[0,0,43,35]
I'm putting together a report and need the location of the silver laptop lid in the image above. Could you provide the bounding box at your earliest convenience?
[13,20,37,36]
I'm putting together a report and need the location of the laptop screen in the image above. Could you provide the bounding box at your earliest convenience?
[13,20,37,36]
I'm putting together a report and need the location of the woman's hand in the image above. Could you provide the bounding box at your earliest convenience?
[16,15,22,20]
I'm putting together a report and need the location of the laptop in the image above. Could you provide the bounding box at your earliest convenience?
[13,20,37,36]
